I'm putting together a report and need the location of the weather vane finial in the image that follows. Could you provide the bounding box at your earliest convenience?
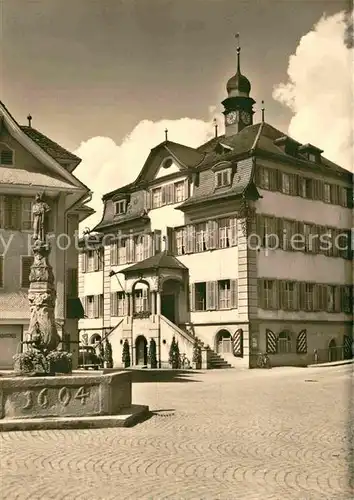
[235,33,241,72]
[27,114,32,127]
[213,118,218,138]
[165,128,168,141]
[235,33,240,49]
[261,100,265,122]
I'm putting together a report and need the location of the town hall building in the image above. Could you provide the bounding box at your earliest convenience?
[78,44,353,369]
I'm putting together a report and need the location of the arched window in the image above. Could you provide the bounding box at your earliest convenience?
[133,281,150,316]
[215,329,232,354]
[90,333,102,344]
[277,331,292,353]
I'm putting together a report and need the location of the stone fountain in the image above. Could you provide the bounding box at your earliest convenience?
[0,193,148,431]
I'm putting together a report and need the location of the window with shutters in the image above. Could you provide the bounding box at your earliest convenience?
[110,241,118,265]
[305,283,314,311]
[174,181,185,202]
[283,281,296,310]
[281,173,290,194]
[338,187,348,207]
[135,234,144,262]
[194,282,206,311]
[175,227,186,255]
[117,292,126,316]
[185,225,196,253]
[277,331,292,353]
[21,198,33,230]
[218,218,231,248]
[218,280,230,309]
[258,166,270,189]
[0,255,3,287]
[259,216,277,248]
[21,256,34,288]
[330,185,339,205]
[152,187,162,208]
[299,177,313,199]
[264,280,276,309]
[86,296,95,318]
[324,183,331,203]
[87,250,95,272]
[67,268,78,297]
[195,222,208,252]
[110,292,118,316]
[117,237,127,264]
[3,196,21,229]
[303,223,313,252]
[0,145,14,165]
[282,219,296,251]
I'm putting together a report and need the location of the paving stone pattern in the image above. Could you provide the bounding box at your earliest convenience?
[1,366,353,500]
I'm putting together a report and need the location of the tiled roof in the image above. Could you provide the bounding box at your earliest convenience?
[0,165,79,190]
[119,251,187,274]
[20,126,81,164]
[0,292,30,319]
[162,141,205,168]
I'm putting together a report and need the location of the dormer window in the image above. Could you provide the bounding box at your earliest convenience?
[215,142,233,155]
[162,158,173,169]
[0,145,14,166]
[114,200,126,215]
[215,169,231,188]
[298,144,323,163]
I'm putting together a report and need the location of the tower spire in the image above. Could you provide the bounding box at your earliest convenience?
[235,33,241,73]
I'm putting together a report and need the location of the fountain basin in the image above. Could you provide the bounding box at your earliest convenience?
[0,371,148,431]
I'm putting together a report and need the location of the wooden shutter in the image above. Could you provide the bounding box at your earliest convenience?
[153,230,162,254]
[93,250,99,271]
[229,217,238,246]
[206,281,217,310]
[208,220,218,249]
[110,242,117,265]
[258,279,265,308]
[266,329,277,354]
[189,283,195,312]
[232,329,243,357]
[110,292,116,316]
[93,296,99,318]
[343,335,352,359]
[21,256,34,288]
[144,190,151,211]
[185,225,195,253]
[126,236,134,262]
[277,219,284,249]
[230,279,238,308]
[346,188,353,208]
[4,196,21,230]
[165,227,173,253]
[183,179,189,199]
[296,329,307,354]
[279,281,285,309]
[143,233,150,258]
[293,282,300,310]
[334,286,341,312]
[0,255,3,287]
[82,252,87,273]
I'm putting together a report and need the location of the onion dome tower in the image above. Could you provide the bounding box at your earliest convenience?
[222,35,255,137]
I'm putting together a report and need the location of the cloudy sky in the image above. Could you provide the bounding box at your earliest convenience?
[1,0,352,228]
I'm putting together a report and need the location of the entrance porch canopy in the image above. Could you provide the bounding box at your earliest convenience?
[119,251,188,293]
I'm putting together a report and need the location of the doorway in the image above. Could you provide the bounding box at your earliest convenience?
[161,294,176,323]
[328,338,337,362]
[215,330,232,355]
[135,335,148,365]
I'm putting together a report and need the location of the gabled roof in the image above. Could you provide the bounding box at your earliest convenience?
[20,126,81,168]
[119,251,187,275]
[0,101,90,197]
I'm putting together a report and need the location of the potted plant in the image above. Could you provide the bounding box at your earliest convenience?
[192,340,202,370]
[46,350,72,374]
[149,338,157,369]
[122,339,130,368]
[104,339,113,368]
[13,349,47,375]
[169,336,180,369]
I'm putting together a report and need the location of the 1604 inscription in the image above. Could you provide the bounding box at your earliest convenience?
[21,386,90,410]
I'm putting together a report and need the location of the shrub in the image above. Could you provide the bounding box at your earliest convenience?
[149,338,157,368]
[192,340,202,365]
[122,339,130,368]
[13,349,47,374]
[169,336,180,369]
[104,339,113,368]
[46,350,72,373]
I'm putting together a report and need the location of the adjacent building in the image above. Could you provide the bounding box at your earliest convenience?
[0,103,93,369]
[78,45,353,368]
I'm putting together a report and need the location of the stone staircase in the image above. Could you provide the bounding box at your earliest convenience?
[176,321,232,369]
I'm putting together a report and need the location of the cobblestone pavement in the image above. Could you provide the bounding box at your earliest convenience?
[1,365,353,500]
